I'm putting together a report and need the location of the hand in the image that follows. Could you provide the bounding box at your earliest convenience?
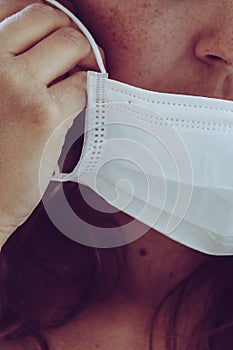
[0,1,101,246]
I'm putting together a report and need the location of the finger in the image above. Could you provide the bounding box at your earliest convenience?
[0,3,71,55]
[0,0,43,22]
[78,45,106,72]
[48,71,87,122]
[20,27,99,85]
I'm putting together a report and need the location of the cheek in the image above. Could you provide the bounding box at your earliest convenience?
[100,3,163,49]
[72,0,196,88]
[91,8,171,82]
[73,0,164,50]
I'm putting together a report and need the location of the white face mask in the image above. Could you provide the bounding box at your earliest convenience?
[45,0,233,256]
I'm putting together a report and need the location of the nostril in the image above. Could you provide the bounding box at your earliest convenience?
[206,54,223,62]
[194,36,232,66]
[202,53,231,67]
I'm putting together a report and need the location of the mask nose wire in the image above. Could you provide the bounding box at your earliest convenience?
[44,0,107,74]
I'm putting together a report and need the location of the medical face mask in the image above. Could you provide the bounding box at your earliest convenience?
[44,0,233,256]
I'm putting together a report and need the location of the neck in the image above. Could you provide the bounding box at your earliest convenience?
[88,225,214,350]
[100,217,212,312]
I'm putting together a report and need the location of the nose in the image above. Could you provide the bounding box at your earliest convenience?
[195,32,233,68]
[194,10,233,70]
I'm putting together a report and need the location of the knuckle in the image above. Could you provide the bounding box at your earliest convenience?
[24,2,62,23]
[25,2,52,15]
[57,27,91,54]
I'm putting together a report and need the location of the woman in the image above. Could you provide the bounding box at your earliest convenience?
[0,0,233,349]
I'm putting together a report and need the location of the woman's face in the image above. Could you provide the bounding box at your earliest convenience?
[70,0,233,100]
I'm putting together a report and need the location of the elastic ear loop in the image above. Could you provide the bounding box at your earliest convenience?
[44,0,107,180]
[44,0,106,74]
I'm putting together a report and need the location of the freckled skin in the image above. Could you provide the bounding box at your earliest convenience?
[71,0,233,99]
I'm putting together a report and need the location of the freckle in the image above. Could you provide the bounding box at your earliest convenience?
[95,344,100,348]
[139,248,148,257]
[169,273,174,278]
